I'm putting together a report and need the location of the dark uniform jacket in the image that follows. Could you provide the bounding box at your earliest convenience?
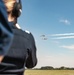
[0,23,37,75]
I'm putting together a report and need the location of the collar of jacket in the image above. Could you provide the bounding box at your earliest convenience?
[9,22,20,29]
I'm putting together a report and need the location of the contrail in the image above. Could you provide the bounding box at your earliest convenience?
[52,36,74,39]
[50,33,74,37]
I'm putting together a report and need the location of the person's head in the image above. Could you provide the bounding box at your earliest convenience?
[3,0,16,22]
[3,0,22,23]
[3,0,16,14]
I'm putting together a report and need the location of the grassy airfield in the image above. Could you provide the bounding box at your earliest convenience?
[25,70,74,75]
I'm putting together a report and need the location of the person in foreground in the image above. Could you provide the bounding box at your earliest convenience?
[0,0,13,62]
[0,0,37,75]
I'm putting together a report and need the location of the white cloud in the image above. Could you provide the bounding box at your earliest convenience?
[59,19,71,25]
[60,45,74,50]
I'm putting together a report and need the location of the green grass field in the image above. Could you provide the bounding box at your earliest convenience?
[25,70,74,75]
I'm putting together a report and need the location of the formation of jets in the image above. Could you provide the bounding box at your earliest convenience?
[40,35,48,40]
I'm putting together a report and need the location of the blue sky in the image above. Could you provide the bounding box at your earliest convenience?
[18,0,74,68]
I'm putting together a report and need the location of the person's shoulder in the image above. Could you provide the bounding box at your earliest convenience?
[24,30,35,40]
[20,29,36,45]
[14,24,34,39]
[24,30,31,34]
[15,24,31,35]
[20,29,31,38]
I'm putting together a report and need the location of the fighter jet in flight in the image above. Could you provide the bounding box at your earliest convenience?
[40,34,48,40]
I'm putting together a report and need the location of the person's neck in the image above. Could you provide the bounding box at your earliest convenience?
[0,56,4,63]
[8,13,15,22]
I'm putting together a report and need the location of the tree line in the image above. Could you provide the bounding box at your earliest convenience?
[35,66,74,70]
